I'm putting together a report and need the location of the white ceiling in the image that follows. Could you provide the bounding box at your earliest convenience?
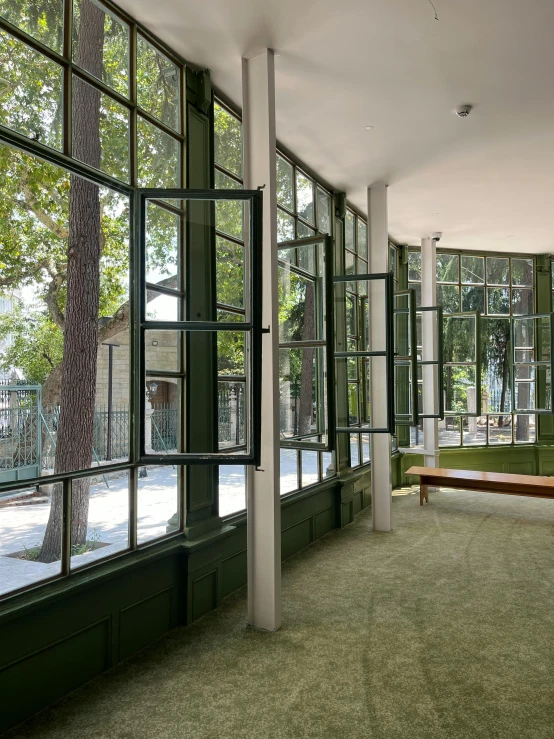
[116,0,554,254]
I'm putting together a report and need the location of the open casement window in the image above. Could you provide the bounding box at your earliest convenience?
[512,313,554,414]
[278,235,334,451]
[334,272,394,434]
[443,312,481,417]
[417,306,444,419]
[393,289,418,427]
[137,189,263,465]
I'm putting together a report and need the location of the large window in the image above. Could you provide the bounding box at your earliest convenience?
[408,251,536,446]
[276,153,334,493]
[0,0,192,599]
[213,102,248,516]
[343,210,370,467]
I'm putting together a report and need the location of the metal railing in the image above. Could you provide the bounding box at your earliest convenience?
[2,387,244,474]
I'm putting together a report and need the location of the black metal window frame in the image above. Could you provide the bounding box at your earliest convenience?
[334,272,395,435]
[408,248,538,448]
[343,209,370,465]
[511,312,554,414]
[0,2,238,602]
[213,101,248,456]
[137,188,263,466]
[277,234,335,452]
[275,150,336,493]
[0,1,188,193]
[393,288,418,427]
[416,306,444,420]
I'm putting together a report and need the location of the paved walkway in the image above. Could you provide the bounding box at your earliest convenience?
[0,452,314,597]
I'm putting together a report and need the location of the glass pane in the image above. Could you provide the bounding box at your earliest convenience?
[436,253,459,283]
[389,245,397,278]
[0,0,63,52]
[0,481,62,595]
[0,30,63,150]
[70,471,129,569]
[296,171,314,225]
[280,449,298,495]
[278,267,318,342]
[0,146,131,476]
[218,332,245,377]
[461,286,484,313]
[487,287,510,315]
[511,258,533,287]
[514,414,535,443]
[408,252,421,282]
[443,366,476,413]
[437,285,460,313]
[214,170,243,240]
[346,294,357,336]
[302,451,319,487]
[348,383,359,425]
[350,435,360,467]
[72,76,130,182]
[219,465,246,516]
[277,209,294,242]
[487,415,512,444]
[512,288,533,315]
[279,347,327,440]
[345,250,355,276]
[357,221,367,258]
[218,381,245,448]
[486,257,509,286]
[214,104,242,178]
[513,317,535,351]
[361,435,370,464]
[217,237,244,313]
[146,291,179,322]
[316,188,331,235]
[438,417,461,446]
[145,330,179,372]
[443,316,476,363]
[73,0,129,98]
[463,415,486,446]
[276,155,294,211]
[322,451,334,478]
[409,283,421,308]
[145,202,179,287]
[145,380,179,454]
[137,35,180,132]
[345,212,355,252]
[461,255,484,284]
[297,221,315,239]
[137,117,180,188]
[481,317,512,419]
[137,465,179,544]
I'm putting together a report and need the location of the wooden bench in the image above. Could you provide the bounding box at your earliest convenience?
[406,466,554,506]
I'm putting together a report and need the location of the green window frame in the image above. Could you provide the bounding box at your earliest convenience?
[0,1,254,601]
[408,249,538,447]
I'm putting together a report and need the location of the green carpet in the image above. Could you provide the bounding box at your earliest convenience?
[7,488,554,739]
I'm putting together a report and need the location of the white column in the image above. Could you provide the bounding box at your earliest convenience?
[421,237,440,468]
[368,182,392,531]
[242,50,281,631]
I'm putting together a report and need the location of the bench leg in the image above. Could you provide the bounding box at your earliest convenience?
[420,483,429,506]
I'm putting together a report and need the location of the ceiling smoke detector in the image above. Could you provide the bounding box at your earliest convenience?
[455,104,473,118]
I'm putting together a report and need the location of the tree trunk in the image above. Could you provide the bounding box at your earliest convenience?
[298,282,315,437]
[39,0,104,563]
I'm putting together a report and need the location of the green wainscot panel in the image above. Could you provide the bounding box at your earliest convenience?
[119,587,174,661]
[1,619,110,731]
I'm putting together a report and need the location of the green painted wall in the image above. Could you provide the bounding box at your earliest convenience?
[0,464,376,734]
